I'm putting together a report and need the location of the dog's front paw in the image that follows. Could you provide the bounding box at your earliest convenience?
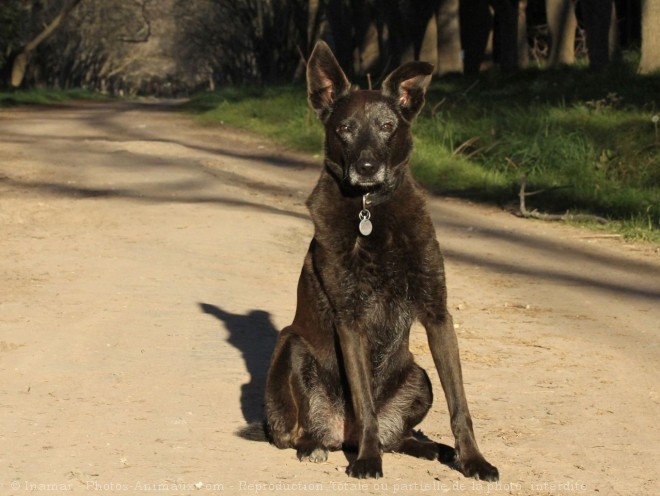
[347,457,383,479]
[297,446,328,463]
[460,456,499,481]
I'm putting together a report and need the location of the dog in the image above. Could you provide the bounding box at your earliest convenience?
[264,41,499,481]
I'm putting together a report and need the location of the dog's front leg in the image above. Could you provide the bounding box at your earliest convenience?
[335,323,383,479]
[423,312,499,481]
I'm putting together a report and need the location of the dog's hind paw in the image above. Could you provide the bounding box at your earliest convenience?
[347,457,383,479]
[396,437,439,460]
[438,443,458,465]
[461,456,499,481]
[297,446,328,463]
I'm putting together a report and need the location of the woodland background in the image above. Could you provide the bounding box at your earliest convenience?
[1,0,658,95]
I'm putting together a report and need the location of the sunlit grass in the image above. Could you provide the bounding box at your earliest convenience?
[188,87,323,153]
[184,62,659,242]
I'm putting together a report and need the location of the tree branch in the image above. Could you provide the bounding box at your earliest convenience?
[518,174,609,224]
[11,0,84,87]
[116,0,151,43]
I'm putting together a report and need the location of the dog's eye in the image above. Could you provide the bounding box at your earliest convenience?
[337,124,351,134]
[381,122,394,133]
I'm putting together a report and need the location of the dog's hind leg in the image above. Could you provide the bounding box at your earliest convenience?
[264,333,300,449]
[379,365,456,462]
[396,433,441,460]
[295,435,329,463]
[378,363,437,458]
[265,331,344,462]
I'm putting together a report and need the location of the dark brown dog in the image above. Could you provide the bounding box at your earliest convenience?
[264,41,498,481]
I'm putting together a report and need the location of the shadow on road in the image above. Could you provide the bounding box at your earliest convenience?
[0,173,310,221]
[198,303,278,438]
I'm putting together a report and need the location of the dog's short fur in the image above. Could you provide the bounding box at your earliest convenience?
[264,41,499,480]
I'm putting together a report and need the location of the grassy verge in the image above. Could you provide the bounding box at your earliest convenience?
[0,88,104,106]
[185,63,659,243]
[185,86,324,154]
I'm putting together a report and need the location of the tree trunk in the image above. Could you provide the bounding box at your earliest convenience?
[491,0,518,71]
[517,0,528,68]
[581,0,614,70]
[436,0,462,74]
[417,14,438,66]
[10,0,83,87]
[460,0,492,75]
[10,52,29,88]
[326,0,356,76]
[608,1,620,62]
[546,0,577,66]
[639,0,660,74]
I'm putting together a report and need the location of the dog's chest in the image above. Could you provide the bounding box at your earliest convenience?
[316,200,430,309]
[350,236,410,289]
[309,175,438,329]
[344,228,421,313]
[344,235,420,356]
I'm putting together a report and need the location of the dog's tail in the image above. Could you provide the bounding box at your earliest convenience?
[235,421,269,442]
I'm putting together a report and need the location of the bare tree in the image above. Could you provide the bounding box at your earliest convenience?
[10,0,83,87]
[459,0,525,75]
[546,0,577,66]
[516,0,529,68]
[491,0,520,72]
[638,0,660,74]
[26,0,160,92]
[580,0,617,70]
[0,1,27,73]
[436,0,462,74]
[173,0,308,86]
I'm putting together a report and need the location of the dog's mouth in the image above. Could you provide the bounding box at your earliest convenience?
[347,163,387,189]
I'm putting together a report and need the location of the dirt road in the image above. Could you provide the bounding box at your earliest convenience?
[0,101,658,495]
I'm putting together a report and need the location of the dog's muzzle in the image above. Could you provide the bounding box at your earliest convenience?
[349,164,386,187]
[349,155,386,187]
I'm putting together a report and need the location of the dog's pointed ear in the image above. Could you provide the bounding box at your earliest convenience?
[382,62,434,120]
[307,41,351,121]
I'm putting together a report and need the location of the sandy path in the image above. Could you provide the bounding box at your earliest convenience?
[0,101,658,495]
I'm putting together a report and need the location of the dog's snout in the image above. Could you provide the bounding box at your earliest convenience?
[349,149,385,187]
[355,159,379,177]
[354,148,382,178]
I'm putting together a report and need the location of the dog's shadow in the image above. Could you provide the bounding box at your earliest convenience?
[198,302,277,439]
[198,303,460,472]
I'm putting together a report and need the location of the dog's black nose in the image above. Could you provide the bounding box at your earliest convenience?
[355,160,380,177]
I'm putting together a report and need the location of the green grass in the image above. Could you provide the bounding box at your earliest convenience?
[186,86,324,154]
[185,62,660,242]
[0,88,104,106]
